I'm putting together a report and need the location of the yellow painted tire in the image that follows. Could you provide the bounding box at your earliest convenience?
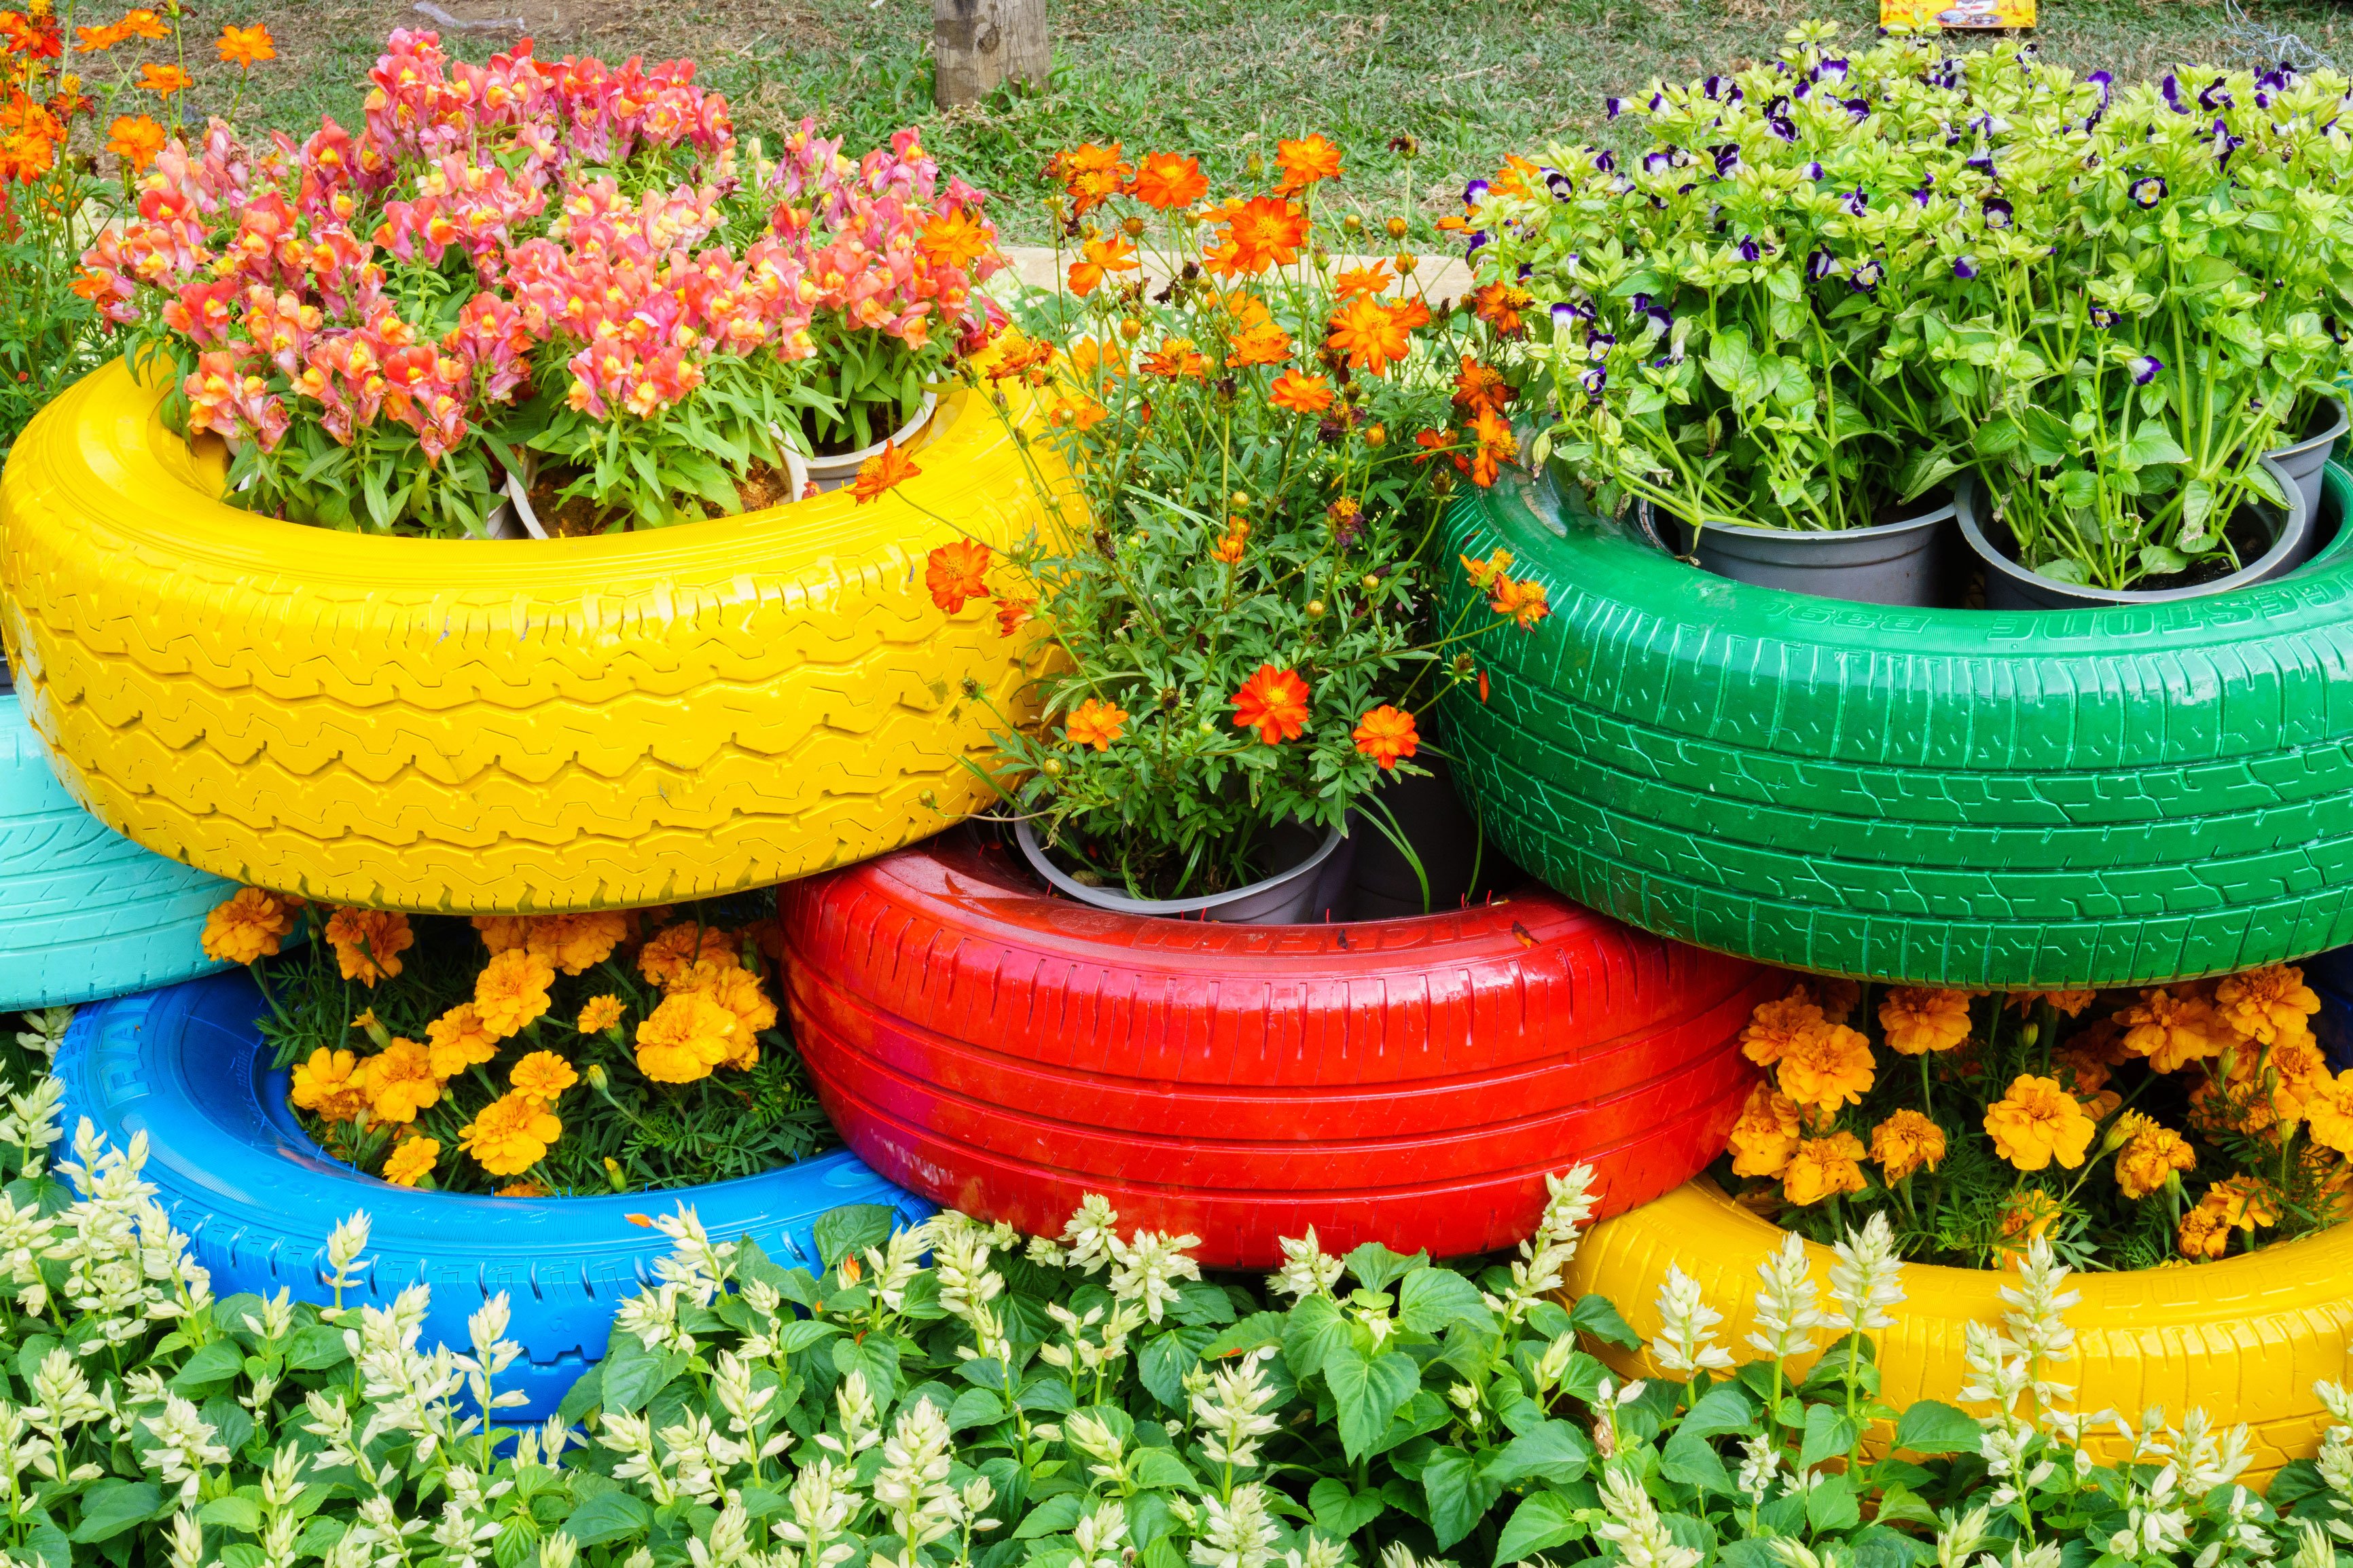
[1564,1180,2353,1483]
[0,359,1068,913]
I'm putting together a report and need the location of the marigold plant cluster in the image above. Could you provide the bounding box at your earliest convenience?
[72,28,1007,534]
[948,136,1541,900]
[1719,963,2348,1269]
[200,886,830,1195]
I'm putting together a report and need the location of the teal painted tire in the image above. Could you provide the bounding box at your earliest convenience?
[0,689,232,1008]
[1437,461,2353,989]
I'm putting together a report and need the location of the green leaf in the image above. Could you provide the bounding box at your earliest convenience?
[948,1386,1007,1433]
[1806,1472,1862,1533]
[1321,1343,1422,1461]
[69,1481,163,1544]
[812,1205,897,1269]
[2139,543,2190,575]
[1484,1420,1594,1484]
[772,1317,842,1354]
[1873,1482,1940,1530]
[1890,1399,1980,1455]
[1200,1312,1287,1361]
[2178,479,2215,545]
[1661,1423,1735,1494]
[1495,1491,1589,1563]
[2246,460,2291,507]
[1678,1383,1757,1440]
[833,1334,902,1408]
[283,1324,350,1373]
[556,1362,605,1423]
[1568,1294,1641,1349]
[1138,1329,1212,1407]
[168,1338,245,1397]
[20,1522,69,1568]
[1397,1269,1494,1336]
[1130,1447,1200,1491]
[198,1496,264,1533]
[1422,1447,1505,1550]
[1308,1478,1386,1539]
[599,1338,681,1416]
[1342,1243,1429,1292]
[2020,407,2076,466]
[1015,1494,1086,1541]
[560,1491,653,1548]
[1283,1294,1350,1381]
[1169,1278,1237,1327]
[1799,1403,1860,1471]
[2120,423,2190,469]
[1973,416,2022,458]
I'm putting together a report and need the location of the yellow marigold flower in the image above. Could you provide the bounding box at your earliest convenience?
[1869,1108,1946,1183]
[361,1038,440,1124]
[323,907,415,987]
[1774,1022,1875,1113]
[1878,987,1976,1056]
[672,960,776,1067]
[2053,1041,2114,1097]
[458,1091,562,1178]
[578,994,626,1034]
[510,1051,579,1103]
[1983,1073,2096,1171]
[497,1182,550,1198]
[472,915,531,954]
[200,887,296,965]
[639,923,740,987]
[2210,1173,2280,1231]
[425,1003,500,1079]
[289,1047,370,1123]
[2008,989,2096,1017]
[2115,1118,2196,1200]
[2119,987,2234,1073]
[1727,1081,1801,1178]
[525,911,630,977]
[1781,1131,1868,1206]
[634,992,738,1084]
[2178,1202,2229,1260]
[474,949,556,1039]
[1738,992,1823,1068]
[381,1137,438,1188]
[1996,1188,2063,1264]
[2305,1069,2353,1156]
[2214,964,2320,1048]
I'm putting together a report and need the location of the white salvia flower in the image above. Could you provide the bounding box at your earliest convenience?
[1024,1234,1071,1269]
[1746,1235,1821,1364]
[1074,1499,1130,1568]
[164,1510,204,1568]
[655,1410,732,1504]
[2172,1410,2254,1499]
[1481,1166,1600,1324]
[2295,1521,2339,1568]
[651,1206,738,1307]
[1060,1195,1124,1275]
[2001,1236,2079,1414]
[2110,1464,2192,1560]
[1064,1408,1126,1483]
[323,1209,372,1308]
[861,1225,929,1313]
[615,1282,694,1355]
[1596,1462,1702,1568]
[1286,1535,1348,1568]
[540,1534,581,1568]
[1651,1264,1734,1374]
[2318,1379,2353,1430]
[873,1397,956,1568]
[1736,1432,1782,1503]
[1378,1548,1460,1568]
[931,1223,1004,1323]
[1935,1505,1993,1568]
[1192,1347,1282,1470]
[2318,1427,2353,1506]
[772,1457,861,1568]
[1768,1541,1827,1568]
[599,1410,679,1507]
[1978,1544,2063,1568]
[1190,1481,1280,1568]
[814,1370,882,1461]
[139,1393,230,1503]
[1109,1230,1202,1324]
[1958,1320,2029,1417]
[688,1502,755,1568]
[1268,1228,1346,1300]
[1829,1212,1905,1335]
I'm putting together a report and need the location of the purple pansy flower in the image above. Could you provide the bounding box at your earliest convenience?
[1842,187,1868,216]
[1807,249,1839,280]
[1954,255,1979,280]
[1737,234,1763,261]
[1713,143,1742,177]
[2089,304,2119,328]
[1606,96,1630,118]
[1578,365,1607,401]
[1982,196,2013,230]
[2198,77,2232,111]
[2130,354,2163,384]
[2130,174,2166,207]
[1848,258,1883,292]
[2161,73,2189,113]
[1803,160,1826,181]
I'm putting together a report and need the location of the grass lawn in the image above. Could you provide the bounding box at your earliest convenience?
[147,0,2353,244]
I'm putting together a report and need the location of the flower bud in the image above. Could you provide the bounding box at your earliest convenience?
[1306,600,1326,617]
[1121,215,1146,238]
[1343,214,1363,234]
[1362,574,1381,591]
[1386,216,1409,240]
[1395,253,1419,275]
[2020,1022,2039,1048]
[1365,423,1386,447]
[1043,756,1064,776]
[1119,316,1143,341]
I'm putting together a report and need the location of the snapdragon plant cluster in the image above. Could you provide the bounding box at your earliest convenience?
[7,1016,2353,1568]
[1476,24,2353,591]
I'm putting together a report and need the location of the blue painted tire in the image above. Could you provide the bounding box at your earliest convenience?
[54,970,933,1418]
[0,690,232,1009]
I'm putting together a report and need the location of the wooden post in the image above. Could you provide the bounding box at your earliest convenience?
[931,0,1047,109]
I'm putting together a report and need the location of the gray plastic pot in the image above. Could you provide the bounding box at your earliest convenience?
[1013,818,1354,924]
[2266,397,2346,543]
[1955,455,2307,609]
[1632,492,1958,608]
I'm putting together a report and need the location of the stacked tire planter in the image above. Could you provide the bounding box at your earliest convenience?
[52,970,934,1420]
[0,360,1069,913]
[1445,460,2353,1485]
[779,833,1779,1268]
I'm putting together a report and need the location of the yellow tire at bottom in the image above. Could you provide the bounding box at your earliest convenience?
[0,359,1071,913]
[1564,1181,2353,1484]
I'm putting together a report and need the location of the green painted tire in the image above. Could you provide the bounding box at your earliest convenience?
[1437,461,2353,989]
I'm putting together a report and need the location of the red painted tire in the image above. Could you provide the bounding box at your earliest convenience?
[778,835,1776,1266]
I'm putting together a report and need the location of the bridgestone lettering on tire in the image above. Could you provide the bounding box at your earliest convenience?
[0,361,1068,913]
[780,837,1777,1267]
[1437,462,2353,988]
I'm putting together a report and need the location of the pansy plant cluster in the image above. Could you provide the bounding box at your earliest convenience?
[73,29,1005,535]
[1469,24,2353,591]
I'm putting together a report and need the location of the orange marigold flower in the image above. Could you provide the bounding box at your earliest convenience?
[634,991,738,1084]
[1782,1131,1868,1206]
[1738,992,1825,1068]
[1870,1108,1946,1183]
[136,61,191,95]
[1352,705,1418,771]
[995,595,1036,637]
[290,1047,370,1123]
[215,21,273,66]
[2114,1113,2196,1199]
[639,922,740,986]
[1333,263,1393,299]
[2008,989,2098,1017]
[1053,141,1132,215]
[1879,987,1977,1056]
[425,1004,500,1078]
[1983,1073,2096,1171]
[1064,697,1129,751]
[1325,295,1421,376]
[926,538,992,613]
[850,439,922,505]
[1272,133,1344,195]
[472,914,530,954]
[1140,336,1210,378]
[104,111,161,171]
[1774,1021,1875,1112]
[1205,194,1310,276]
[497,1182,550,1197]
[524,911,628,976]
[672,960,775,1068]
[577,994,626,1034]
[1232,664,1311,745]
[324,907,414,987]
[361,1038,440,1124]
[2119,987,2234,1073]
[459,1091,562,1177]
[2214,963,2320,1047]
[1490,574,1550,628]
[918,204,995,271]
[1068,233,1139,297]
[510,1051,579,1103]
[1997,1189,2064,1262]
[473,949,556,1039]
[1129,151,1207,210]
[200,887,296,966]
[1268,369,1333,414]
[381,1137,437,1188]
[1727,1081,1801,1178]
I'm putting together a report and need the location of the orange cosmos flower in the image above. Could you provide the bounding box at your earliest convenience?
[1352,705,1418,771]
[73,20,126,50]
[1068,233,1139,297]
[1265,370,1331,414]
[850,439,922,504]
[1064,697,1129,751]
[1490,574,1550,628]
[1471,280,1529,335]
[1226,318,1291,367]
[104,112,161,171]
[1325,295,1426,376]
[1453,357,1511,418]
[1053,142,1131,215]
[1140,337,1210,378]
[926,539,992,613]
[995,595,1035,637]
[137,61,192,95]
[920,204,996,270]
[1232,664,1311,744]
[1333,263,1393,299]
[1205,195,1310,276]
[120,8,169,39]
[1129,151,1207,210]
[216,21,273,66]
[1273,133,1344,196]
